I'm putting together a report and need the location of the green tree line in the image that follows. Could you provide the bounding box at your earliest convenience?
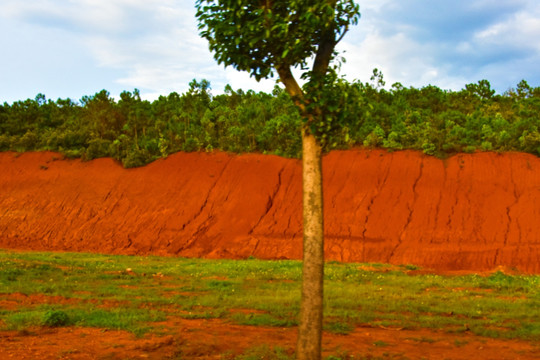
[1,75,539,167]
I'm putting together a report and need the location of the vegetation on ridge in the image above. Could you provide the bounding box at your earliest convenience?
[1,74,539,168]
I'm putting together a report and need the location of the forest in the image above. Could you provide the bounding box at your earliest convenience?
[1,72,539,168]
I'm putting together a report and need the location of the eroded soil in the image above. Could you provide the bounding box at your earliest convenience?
[1,149,539,272]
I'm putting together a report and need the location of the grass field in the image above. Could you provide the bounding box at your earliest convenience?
[1,249,539,347]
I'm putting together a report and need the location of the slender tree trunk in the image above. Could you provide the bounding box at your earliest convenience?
[276,65,326,360]
[296,127,324,360]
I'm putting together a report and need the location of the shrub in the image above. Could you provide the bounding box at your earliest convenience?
[16,131,39,150]
[42,310,70,327]
[122,148,153,168]
[85,138,113,160]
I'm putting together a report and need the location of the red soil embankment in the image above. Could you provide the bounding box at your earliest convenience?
[0,150,539,272]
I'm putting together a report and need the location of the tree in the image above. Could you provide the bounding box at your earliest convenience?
[195,1,360,359]
[465,79,495,101]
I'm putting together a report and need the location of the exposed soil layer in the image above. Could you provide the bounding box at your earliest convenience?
[2,318,540,360]
[1,149,539,272]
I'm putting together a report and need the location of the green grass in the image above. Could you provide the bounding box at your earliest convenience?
[0,249,539,342]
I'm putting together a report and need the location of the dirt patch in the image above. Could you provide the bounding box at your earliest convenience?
[1,318,538,360]
[0,327,178,360]
[0,292,130,311]
[0,293,80,310]
[0,149,539,273]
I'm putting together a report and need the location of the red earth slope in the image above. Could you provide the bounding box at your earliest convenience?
[0,149,538,272]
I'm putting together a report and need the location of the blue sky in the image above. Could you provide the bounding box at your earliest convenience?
[1,0,539,104]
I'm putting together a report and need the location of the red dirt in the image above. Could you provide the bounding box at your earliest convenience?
[2,318,539,360]
[0,149,539,273]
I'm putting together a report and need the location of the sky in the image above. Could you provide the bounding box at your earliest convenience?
[1,0,539,104]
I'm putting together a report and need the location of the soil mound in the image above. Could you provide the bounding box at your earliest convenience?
[0,149,538,273]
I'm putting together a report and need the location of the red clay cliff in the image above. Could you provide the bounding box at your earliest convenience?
[0,149,538,273]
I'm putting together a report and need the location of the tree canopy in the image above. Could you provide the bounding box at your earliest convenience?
[196,0,359,81]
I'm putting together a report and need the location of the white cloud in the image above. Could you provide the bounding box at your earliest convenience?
[1,0,540,102]
[339,30,468,91]
[334,0,540,92]
[1,0,174,35]
[1,0,229,99]
[475,7,540,51]
[223,69,277,94]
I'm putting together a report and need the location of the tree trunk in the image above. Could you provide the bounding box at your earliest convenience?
[296,127,325,360]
